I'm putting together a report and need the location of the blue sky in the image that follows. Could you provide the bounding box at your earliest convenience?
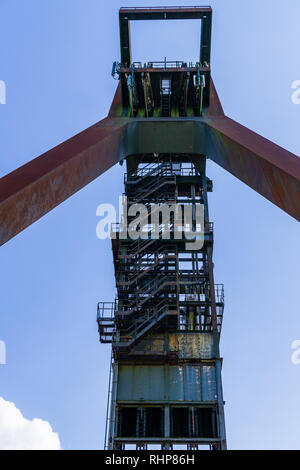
[0,0,299,449]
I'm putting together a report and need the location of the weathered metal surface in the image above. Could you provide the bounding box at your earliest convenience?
[200,13,212,65]
[204,78,300,219]
[124,116,300,220]
[201,366,218,402]
[125,332,215,359]
[177,333,215,359]
[1,105,298,247]
[125,120,206,155]
[108,82,123,117]
[0,116,127,245]
[204,115,300,220]
[117,364,217,402]
[206,77,224,116]
[123,119,300,220]
[129,334,166,355]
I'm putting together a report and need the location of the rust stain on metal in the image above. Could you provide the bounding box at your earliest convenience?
[168,334,179,352]
[204,115,300,220]
[0,116,128,245]
[1,75,299,249]
[205,78,224,116]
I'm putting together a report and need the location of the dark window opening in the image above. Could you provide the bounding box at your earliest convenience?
[195,408,216,438]
[171,406,216,438]
[118,406,216,439]
[145,407,164,437]
[117,407,137,437]
[171,407,190,437]
[117,406,164,438]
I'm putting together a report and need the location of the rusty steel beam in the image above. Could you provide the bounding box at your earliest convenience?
[206,78,224,116]
[204,114,300,221]
[0,84,128,246]
[1,78,299,247]
[202,78,300,220]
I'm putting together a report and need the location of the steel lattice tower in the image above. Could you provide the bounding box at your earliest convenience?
[97,7,227,450]
[98,155,226,450]
[1,6,299,451]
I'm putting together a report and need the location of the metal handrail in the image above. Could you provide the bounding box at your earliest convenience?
[125,162,173,182]
[120,6,211,11]
[125,163,201,181]
[113,301,169,344]
[111,221,213,237]
[97,301,116,321]
[116,246,177,282]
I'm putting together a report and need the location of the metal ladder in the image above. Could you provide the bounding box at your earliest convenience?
[160,76,172,116]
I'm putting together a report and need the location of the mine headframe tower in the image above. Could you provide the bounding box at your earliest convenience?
[98,157,226,450]
[1,6,299,451]
[97,6,226,450]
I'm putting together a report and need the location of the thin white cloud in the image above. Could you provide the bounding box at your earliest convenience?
[0,397,61,450]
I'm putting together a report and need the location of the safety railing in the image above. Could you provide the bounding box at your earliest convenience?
[97,301,116,322]
[120,6,211,11]
[111,221,213,239]
[113,301,169,346]
[180,283,224,305]
[125,163,201,182]
[214,284,224,304]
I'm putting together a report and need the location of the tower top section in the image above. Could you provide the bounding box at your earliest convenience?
[119,6,212,67]
[115,6,212,117]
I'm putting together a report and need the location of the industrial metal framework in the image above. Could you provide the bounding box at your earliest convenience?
[0,6,299,451]
[97,6,228,450]
[98,158,226,449]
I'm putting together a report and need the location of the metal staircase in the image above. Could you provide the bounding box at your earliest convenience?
[125,161,172,184]
[126,163,176,202]
[116,243,176,284]
[117,275,178,317]
[97,301,176,350]
[128,178,176,204]
[113,301,174,351]
[98,159,224,362]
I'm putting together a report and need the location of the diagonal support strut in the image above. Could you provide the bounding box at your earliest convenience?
[0,79,299,247]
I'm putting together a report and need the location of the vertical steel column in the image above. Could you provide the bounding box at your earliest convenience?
[107,361,118,450]
[215,358,227,450]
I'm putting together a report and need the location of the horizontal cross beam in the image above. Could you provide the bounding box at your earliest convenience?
[1,80,299,246]
[119,7,212,67]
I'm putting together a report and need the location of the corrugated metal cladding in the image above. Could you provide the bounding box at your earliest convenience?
[117,364,217,402]
[128,332,215,359]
